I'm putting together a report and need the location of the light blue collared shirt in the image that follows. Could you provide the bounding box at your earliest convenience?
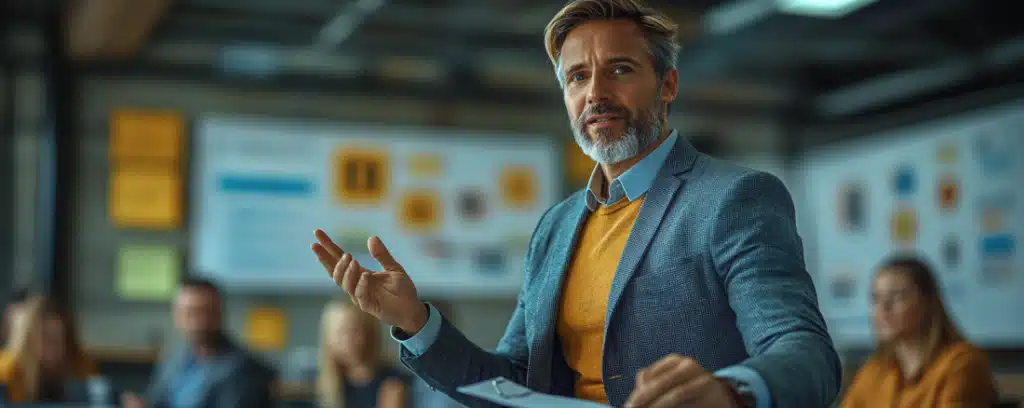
[392,130,772,408]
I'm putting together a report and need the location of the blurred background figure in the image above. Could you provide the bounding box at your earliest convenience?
[122,278,276,408]
[0,295,97,403]
[1,287,30,346]
[317,300,409,408]
[840,256,996,408]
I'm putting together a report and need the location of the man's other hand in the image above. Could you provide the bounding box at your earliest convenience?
[625,354,739,408]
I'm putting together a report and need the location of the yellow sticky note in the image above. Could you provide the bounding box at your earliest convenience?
[246,307,288,351]
[109,166,183,229]
[110,109,185,163]
[116,245,180,301]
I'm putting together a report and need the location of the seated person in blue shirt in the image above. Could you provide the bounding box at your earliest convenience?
[122,278,276,408]
[317,300,409,408]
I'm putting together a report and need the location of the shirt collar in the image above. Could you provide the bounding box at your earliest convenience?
[585,130,678,210]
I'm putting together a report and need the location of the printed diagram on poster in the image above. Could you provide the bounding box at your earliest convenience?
[981,258,1015,285]
[837,182,866,232]
[977,193,1016,286]
[937,175,960,213]
[332,229,372,257]
[828,271,857,301]
[421,237,453,261]
[801,99,1024,346]
[334,147,389,205]
[457,189,487,222]
[500,166,538,210]
[474,248,506,275]
[399,190,441,233]
[979,193,1015,233]
[941,280,966,301]
[942,236,961,269]
[330,229,379,271]
[409,153,444,177]
[892,164,917,198]
[890,207,918,245]
[936,142,958,164]
[975,131,1015,176]
[192,115,559,297]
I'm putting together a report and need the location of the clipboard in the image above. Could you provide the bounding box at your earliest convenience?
[457,377,611,408]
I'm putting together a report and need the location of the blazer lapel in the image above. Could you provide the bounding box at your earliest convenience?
[528,192,589,390]
[604,136,699,330]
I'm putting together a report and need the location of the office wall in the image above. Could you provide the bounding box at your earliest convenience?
[7,74,787,363]
[11,73,45,289]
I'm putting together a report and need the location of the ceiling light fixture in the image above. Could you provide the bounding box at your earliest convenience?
[775,0,880,18]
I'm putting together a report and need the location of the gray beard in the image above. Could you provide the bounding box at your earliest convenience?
[572,102,664,164]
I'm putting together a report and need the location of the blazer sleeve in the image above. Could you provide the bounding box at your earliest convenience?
[937,347,996,408]
[396,206,557,408]
[397,283,531,408]
[709,171,842,408]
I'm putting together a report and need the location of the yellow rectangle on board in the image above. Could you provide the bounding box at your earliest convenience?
[245,307,288,351]
[110,108,185,163]
[109,166,183,229]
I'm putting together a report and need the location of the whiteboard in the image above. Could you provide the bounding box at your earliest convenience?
[191,115,561,297]
[799,100,1024,347]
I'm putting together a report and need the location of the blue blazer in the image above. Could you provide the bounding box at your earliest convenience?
[401,137,841,407]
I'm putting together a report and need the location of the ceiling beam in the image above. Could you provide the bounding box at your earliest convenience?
[814,35,1024,117]
[66,0,173,60]
[71,58,784,118]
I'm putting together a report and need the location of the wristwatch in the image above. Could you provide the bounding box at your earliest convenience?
[723,378,757,408]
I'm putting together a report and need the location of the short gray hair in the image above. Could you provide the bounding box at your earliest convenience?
[543,0,681,86]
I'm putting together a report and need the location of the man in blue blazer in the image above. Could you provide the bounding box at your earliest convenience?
[312,1,840,407]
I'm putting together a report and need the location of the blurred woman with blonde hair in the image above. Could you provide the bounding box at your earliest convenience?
[317,300,409,408]
[840,255,996,408]
[0,295,97,402]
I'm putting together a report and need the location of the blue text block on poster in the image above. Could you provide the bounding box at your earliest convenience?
[217,175,314,196]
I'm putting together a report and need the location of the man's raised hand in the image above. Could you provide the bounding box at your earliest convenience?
[311,229,428,334]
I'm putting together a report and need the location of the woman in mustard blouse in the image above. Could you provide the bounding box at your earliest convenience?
[841,256,996,408]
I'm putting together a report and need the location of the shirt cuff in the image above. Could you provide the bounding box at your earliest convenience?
[715,365,772,408]
[390,303,442,357]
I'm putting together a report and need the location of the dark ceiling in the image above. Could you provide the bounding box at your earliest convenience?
[4,0,1023,121]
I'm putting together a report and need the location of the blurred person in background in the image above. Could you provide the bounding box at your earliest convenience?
[840,255,996,408]
[121,278,276,408]
[1,287,31,346]
[310,0,840,407]
[317,300,409,408]
[0,295,97,402]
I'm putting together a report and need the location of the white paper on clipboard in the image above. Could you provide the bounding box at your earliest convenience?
[457,377,612,408]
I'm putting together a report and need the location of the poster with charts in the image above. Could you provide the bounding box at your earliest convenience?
[192,115,560,297]
[798,99,1023,347]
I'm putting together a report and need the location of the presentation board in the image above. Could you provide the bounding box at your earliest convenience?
[192,115,560,297]
[800,100,1023,347]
